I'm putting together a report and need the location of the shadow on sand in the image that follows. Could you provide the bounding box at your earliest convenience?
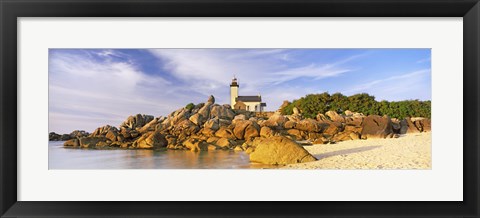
[314,145,382,160]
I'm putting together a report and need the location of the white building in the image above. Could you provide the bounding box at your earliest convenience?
[230,76,266,112]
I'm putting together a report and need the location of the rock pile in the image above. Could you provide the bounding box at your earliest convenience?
[60,95,431,165]
[49,130,89,141]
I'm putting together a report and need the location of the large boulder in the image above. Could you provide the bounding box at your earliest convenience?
[119,127,133,139]
[172,120,199,136]
[325,111,345,123]
[120,114,154,130]
[59,134,72,141]
[400,118,421,134]
[134,130,167,149]
[79,137,108,148]
[189,113,205,126]
[49,132,61,141]
[170,109,189,126]
[233,120,251,140]
[352,112,365,118]
[64,138,80,147]
[316,113,331,123]
[197,95,215,119]
[244,122,260,140]
[207,95,215,104]
[412,118,431,132]
[260,126,275,137]
[215,138,235,149]
[361,115,394,139]
[204,118,220,131]
[323,121,343,136]
[105,130,119,142]
[284,120,296,129]
[345,116,363,127]
[332,131,360,142]
[91,125,118,137]
[391,118,401,134]
[249,136,317,165]
[218,119,232,127]
[295,119,323,132]
[182,138,208,151]
[262,112,288,130]
[278,100,290,112]
[215,126,236,139]
[286,129,304,140]
[232,114,247,124]
[197,104,212,120]
[210,104,235,120]
[417,118,431,132]
[138,117,160,133]
[69,130,89,138]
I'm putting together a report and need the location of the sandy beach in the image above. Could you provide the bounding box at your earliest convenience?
[284,132,431,169]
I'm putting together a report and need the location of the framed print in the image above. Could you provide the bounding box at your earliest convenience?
[1,0,479,217]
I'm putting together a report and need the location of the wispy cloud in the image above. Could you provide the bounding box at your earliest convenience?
[343,69,431,101]
[269,64,351,85]
[417,57,431,64]
[49,50,182,132]
[148,49,360,95]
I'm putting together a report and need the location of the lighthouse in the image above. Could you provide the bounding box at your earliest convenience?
[229,76,266,112]
[230,76,239,109]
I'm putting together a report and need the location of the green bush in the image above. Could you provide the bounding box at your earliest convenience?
[281,92,431,119]
[185,103,195,111]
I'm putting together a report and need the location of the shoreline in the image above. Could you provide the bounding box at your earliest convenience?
[284,132,431,169]
[52,132,432,169]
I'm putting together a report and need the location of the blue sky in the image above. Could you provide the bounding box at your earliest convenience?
[49,48,431,133]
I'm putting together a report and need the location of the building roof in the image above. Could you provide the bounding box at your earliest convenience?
[236,96,261,102]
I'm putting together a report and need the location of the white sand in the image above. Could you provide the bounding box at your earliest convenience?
[284,132,431,169]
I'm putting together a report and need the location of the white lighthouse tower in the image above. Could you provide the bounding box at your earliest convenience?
[230,76,239,109]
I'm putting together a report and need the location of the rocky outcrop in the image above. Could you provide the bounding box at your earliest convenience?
[64,138,80,147]
[249,136,317,165]
[413,118,431,132]
[262,112,288,130]
[60,95,431,165]
[49,130,90,141]
[210,104,236,120]
[360,115,394,139]
[120,114,154,130]
[183,138,208,151]
[278,100,290,112]
[295,118,324,132]
[91,125,118,137]
[260,126,275,138]
[399,117,431,134]
[79,137,108,148]
[133,130,167,149]
[325,111,345,123]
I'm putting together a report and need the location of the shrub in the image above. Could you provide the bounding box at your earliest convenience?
[185,103,195,111]
[281,92,431,119]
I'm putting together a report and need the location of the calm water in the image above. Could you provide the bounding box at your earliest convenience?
[49,141,271,169]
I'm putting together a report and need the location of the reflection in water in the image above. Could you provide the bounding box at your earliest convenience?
[49,141,274,169]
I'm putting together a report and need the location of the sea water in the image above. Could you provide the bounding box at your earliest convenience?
[48,141,271,169]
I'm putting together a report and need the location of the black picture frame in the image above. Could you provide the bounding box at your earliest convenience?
[1,0,479,217]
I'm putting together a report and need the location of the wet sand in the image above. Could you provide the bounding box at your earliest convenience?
[284,132,431,169]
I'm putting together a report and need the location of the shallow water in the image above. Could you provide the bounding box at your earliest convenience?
[49,141,272,169]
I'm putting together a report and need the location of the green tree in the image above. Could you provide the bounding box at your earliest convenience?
[281,92,430,119]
